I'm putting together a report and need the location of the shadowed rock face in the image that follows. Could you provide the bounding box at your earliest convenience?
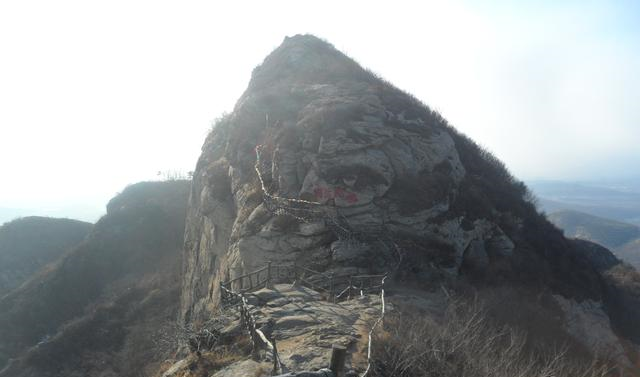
[179,36,640,356]
[180,35,516,324]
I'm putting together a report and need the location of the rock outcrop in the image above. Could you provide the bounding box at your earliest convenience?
[553,295,626,358]
[180,34,640,371]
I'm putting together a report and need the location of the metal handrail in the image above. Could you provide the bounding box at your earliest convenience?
[221,263,387,306]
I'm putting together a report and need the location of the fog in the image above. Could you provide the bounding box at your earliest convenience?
[1,0,638,222]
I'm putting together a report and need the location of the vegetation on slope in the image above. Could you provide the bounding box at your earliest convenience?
[371,296,613,377]
[0,216,92,297]
[0,180,189,377]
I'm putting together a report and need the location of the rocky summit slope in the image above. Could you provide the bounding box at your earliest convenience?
[179,35,640,374]
[0,181,189,377]
[0,216,92,297]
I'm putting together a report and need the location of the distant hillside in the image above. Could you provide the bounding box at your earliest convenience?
[0,180,189,377]
[0,217,92,297]
[548,210,640,269]
[528,180,640,225]
[548,210,640,249]
[0,206,104,226]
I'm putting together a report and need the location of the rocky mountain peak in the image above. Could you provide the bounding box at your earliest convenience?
[246,34,365,92]
[182,34,472,322]
[181,35,640,358]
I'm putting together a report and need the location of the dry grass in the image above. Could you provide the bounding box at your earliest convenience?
[167,336,251,377]
[369,300,614,377]
[253,366,270,377]
[186,350,243,377]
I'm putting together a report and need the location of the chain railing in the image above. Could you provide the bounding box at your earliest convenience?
[220,283,283,375]
[360,276,386,377]
[221,262,386,305]
[255,145,376,243]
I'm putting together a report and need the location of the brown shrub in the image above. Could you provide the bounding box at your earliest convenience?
[369,299,614,377]
[184,349,244,377]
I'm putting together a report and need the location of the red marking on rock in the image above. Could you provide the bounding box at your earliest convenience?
[312,186,359,203]
[314,187,332,200]
[333,187,359,204]
[345,192,358,203]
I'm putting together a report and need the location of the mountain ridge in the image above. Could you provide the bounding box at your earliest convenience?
[0,181,189,377]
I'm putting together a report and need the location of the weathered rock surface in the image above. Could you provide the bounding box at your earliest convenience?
[553,295,626,359]
[164,284,382,376]
[248,284,381,372]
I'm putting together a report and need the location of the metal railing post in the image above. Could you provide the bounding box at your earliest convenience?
[266,261,273,288]
[330,344,346,377]
[329,273,334,303]
[293,262,299,286]
[271,336,279,375]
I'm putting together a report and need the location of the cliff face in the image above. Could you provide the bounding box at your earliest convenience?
[181,35,640,356]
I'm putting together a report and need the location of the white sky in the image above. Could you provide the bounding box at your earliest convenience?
[1,0,639,221]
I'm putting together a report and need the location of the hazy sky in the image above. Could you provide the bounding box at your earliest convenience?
[1,0,638,221]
